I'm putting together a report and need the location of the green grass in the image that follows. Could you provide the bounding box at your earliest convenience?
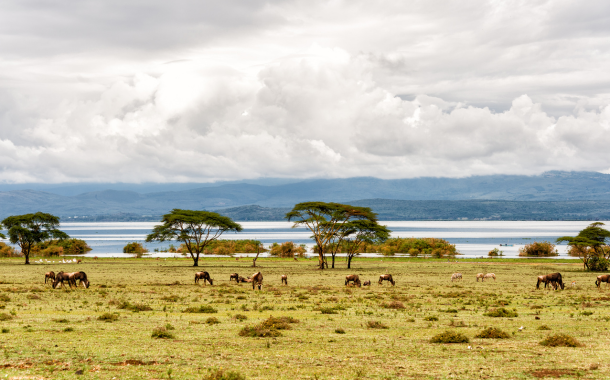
[0,256,607,379]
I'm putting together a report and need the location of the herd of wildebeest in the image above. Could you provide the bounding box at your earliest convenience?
[42,268,610,290]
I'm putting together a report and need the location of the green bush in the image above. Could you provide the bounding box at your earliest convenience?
[484,308,518,318]
[0,313,13,321]
[430,330,469,343]
[488,248,503,257]
[539,334,583,347]
[588,256,609,272]
[0,242,18,257]
[63,327,74,332]
[202,368,246,380]
[424,316,439,321]
[151,327,175,339]
[320,307,338,314]
[475,327,510,339]
[519,241,558,257]
[537,325,551,330]
[0,294,10,302]
[238,316,298,337]
[206,317,220,325]
[269,241,307,258]
[183,305,218,314]
[335,328,346,334]
[239,325,282,337]
[1,328,9,333]
[123,242,149,255]
[234,314,247,321]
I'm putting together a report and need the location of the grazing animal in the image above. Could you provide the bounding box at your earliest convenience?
[571,281,576,287]
[484,273,496,281]
[345,274,361,287]
[281,274,288,285]
[476,273,485,282]
[378,274,395,286]
[194,271,213,285]
[45,271,55,284]
[251,272,263,290]
[52,272,74,289]
[69,271,90,288]
[540,272,564,290]
[451,273,462,282]
[595,274,610,288]
[362,280,371,286]
[76,259,82,264]
[536,275,550,289]
[229,273,239,282]
[238,276,249,283]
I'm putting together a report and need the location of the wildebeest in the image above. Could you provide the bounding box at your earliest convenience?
[538,272,564,290]
[238,276,249,283]
[451,273,462,282]
[45,271,55,284]
[345,274,361,287]
[194,271,213,285]
[251,272,263,290]
[70,271,90,288]
[362,280,371,286]
[484,273,496,281]
[476,273,485,282]
[281,274,288,285]
[229,273,239,282]
[595,274,610,288]
[378,274,395,286]
[52,272,74,289]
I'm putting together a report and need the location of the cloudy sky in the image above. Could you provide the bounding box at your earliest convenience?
[1,0,609,183]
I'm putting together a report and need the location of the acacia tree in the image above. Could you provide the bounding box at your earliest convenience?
[341,219,391,269]
[557,222,610,270]
[1,212,69,265]
[285,202,376,270]
[145,209,242,267]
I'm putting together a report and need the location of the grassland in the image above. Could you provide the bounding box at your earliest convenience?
[0,257,609,379]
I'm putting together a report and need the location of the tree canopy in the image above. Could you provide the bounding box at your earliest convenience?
[1,212,69,264]
[340,219,390,269]
[285,202,379,269]
[145,209,242,266]
[557,222,610,270]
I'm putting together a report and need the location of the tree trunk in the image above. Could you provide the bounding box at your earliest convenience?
[331,253,336,269]
[347,255,352,269]
[252,244,260,267]
[25,254,30,265]
[193,255,199,267]
[318,252,325,269]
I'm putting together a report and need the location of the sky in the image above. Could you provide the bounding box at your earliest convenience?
[1,0,609,183]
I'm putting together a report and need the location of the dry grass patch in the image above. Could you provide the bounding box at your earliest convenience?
[366,320,388,329]
[384,301,406,309]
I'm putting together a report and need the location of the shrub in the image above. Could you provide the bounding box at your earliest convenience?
[202,368,246,380]
[165,323,175,330]
[488,248,503,257]
[183,305,218,314]
[320,307,338,314]
[1,328,8,333]
[97,313,119,322]
[53,318,69,323]
[519,241,558,257]
[239,325,282,337]
[588,256,609,272]
[269,242,307,258]
[376,237,458,257]
[0,242,18,257]
[151,327,175,339]
[366,321,388,329]
[539,334,583,347]
[206,317,220,325]
[123,242,149,256]
[537,325,551,331]
[484,308,518,318]
[234,314,247,321]
[424,316,439,321]
[239,316,298,337]
[56,239,92,255]
[475,327,510,339]
[335,328,346,334]
[430,330,469,343]
[129,303,153,312]
[63,327,74,332]
[0,294,10,302]
[0,313,13,321]
[161,295,180,302]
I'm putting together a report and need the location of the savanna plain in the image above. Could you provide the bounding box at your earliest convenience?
[0,257,609,380]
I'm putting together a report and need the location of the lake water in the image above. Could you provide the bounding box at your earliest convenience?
[25,220,604,259]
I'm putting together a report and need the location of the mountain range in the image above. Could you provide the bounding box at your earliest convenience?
[0,171,609,220]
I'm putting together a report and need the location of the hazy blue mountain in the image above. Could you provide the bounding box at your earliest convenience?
[1,171,609,219]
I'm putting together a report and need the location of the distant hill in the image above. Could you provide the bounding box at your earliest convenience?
[1,171,609,220]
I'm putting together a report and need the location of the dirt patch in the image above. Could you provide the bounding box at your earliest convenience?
[530,369,579,378]
[112,359,157,366]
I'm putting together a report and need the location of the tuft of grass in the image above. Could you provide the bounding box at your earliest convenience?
[165,323,175,330]
[537,325,551,330]
[129,303,153,312]
[63,327,74,332]
[484,308,518,318]
[161,295,181,302]
[320,307,338,314]
[97,312,119,322]
[151,326,175,339]
[0,294,10,302]
[26,294,41,300]
[430,330,469,343]
[53,318,69,323]
[0,313,13,321]
[1,328,8,333]
[475,327,510,339]
[335,328,345,334]
[183,305,218,314]
[239,316,298,337]
[539,334,583,347]
[205,317,220,325]
[202,368,246,380]
[233,314,247,321]
[239,325,282,338]
[424,316,439,321]
[384,301,406,309]
[366,321,388,329]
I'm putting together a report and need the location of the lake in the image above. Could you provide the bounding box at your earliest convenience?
[40,220,605,259]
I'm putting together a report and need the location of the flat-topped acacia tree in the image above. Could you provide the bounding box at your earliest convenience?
[557,222,610,270]
[145,209,242,267]
[1,212,69,265]
[340,219,391,269]
[285,202,377,269]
